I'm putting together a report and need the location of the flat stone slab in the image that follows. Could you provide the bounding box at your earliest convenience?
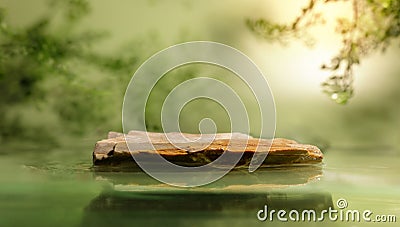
[93,131,323,170]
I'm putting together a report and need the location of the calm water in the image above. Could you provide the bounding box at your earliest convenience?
[0,143,399,227]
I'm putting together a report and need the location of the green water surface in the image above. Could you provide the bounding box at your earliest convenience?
[0,143,399,227]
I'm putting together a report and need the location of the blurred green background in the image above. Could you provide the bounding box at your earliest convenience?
[1,0,399,148]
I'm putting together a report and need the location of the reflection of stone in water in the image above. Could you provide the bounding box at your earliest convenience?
[82,166,332,226]
[81,166,329,226]
[81,191,333,226]
[94,165,323,192]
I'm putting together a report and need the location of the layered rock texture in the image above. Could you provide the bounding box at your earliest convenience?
[93,131,323,171]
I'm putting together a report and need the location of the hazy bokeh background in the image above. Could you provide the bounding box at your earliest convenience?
[1,0,399,149]
[1,0,399,150]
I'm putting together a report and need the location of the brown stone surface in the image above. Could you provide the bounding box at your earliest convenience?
[93,131,323,170]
